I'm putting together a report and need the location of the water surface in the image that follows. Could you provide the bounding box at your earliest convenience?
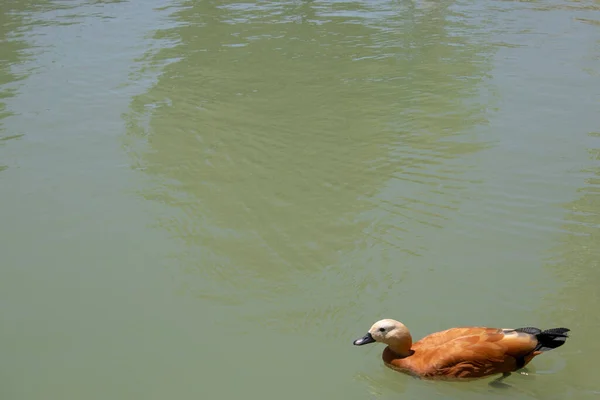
[1,0,599,399]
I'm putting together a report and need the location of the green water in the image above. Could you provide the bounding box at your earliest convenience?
[1,0,599,399]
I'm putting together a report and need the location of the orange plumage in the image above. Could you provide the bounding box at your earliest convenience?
[353,319,569,383]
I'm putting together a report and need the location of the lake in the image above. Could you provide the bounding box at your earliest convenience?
[1,0,599,399]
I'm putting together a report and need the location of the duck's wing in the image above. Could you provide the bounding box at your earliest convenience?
[413,329,539,379]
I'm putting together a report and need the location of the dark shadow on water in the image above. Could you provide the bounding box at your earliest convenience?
[0,1,48,130]
[0,0,63,171]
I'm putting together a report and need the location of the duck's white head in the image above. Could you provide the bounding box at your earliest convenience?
[353,319,413,356]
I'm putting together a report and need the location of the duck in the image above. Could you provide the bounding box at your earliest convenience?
[353,319,569,385]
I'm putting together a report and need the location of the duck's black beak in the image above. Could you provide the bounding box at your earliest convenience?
[353,332,375,346]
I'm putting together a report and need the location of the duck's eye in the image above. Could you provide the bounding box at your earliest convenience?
[379,327,386,332]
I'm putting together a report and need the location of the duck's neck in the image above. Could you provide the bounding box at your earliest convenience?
[387,344,413,358]
[384,326,413,358]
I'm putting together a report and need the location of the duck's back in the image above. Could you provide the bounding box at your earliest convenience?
[384,327,539,380]
[415,327,498,349]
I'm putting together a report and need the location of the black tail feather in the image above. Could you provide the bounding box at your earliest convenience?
[536,328,570,352]
[516,327,570,352]
[514,327,542,335]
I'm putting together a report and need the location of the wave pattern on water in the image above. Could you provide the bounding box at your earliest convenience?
[121,0,502,315]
